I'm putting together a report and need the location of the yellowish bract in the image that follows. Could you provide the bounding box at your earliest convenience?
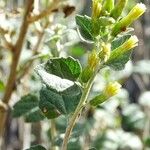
[104,82,121,97]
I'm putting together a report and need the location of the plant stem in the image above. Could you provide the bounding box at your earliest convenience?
[28,0,60,23]
[51,119,57,150]
[0,0,34,146]
[3,1,33,105]
[17,21,50,82]
[61,67,99,150]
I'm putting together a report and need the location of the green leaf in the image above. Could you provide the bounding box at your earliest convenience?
[35,57,82,92]
[39,87,66,119]
[25,109,45,122]
[106,35,132,70]
[69,45,85,57]
[45,57,81,81]
[12,94,45,122]
[106,51,131,70]
[12,94,39,117]
[145,137,150,148]
[26,145,46,150]
[0,80,5,92]
[39,84,82,119]
[62,84,82,113]
[37,69,75,92]
[75,15,94,42]
[36,57,82,119]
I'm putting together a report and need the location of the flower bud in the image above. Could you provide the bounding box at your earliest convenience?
[99,42,111,62]
[92,0,102,19]
[90,81,121,107]
[120,35,138,52]
[109,35,138,61]
[80,66,93,83]
[126,3,146,22]
[104,81,121,97]
[90,93,108,106]
[103,0,114,13]
[110,0,128,19]
[80,50,99,83]
[88,50,99,69]
[112,3,146,36]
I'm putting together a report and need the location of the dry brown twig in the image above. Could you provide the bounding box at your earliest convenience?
[0,0,34,146]
[17,21,50,82]
[1,34,14,51]
[28,0,60,23]
[0,26,9,35]
[0,26,14,51]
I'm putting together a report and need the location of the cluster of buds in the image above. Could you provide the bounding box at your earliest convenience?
[91,0,146,37]
[91,0,115,36]
[90,81,121,107]
[88,1,146,107]
[92,0,128,19]
[90,0,146,63]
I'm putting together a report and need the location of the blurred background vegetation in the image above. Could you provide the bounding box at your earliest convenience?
[0,0,150,150]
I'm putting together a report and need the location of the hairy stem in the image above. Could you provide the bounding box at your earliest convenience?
[61,67,99,150]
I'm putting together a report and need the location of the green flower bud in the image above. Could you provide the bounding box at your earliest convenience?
[103,0,114,13]
[88,50,99,69]
[92,0,102,19]
[110,0,128,19]
[80,66,93,83]
[90,93,108,106]
[120,35,138,52]
[109,35,138,61]
[90,81,121,107]
[112,3,146,36]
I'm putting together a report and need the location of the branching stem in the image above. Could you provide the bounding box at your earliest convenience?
[28,0,60,23]
[61,66,99,150]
